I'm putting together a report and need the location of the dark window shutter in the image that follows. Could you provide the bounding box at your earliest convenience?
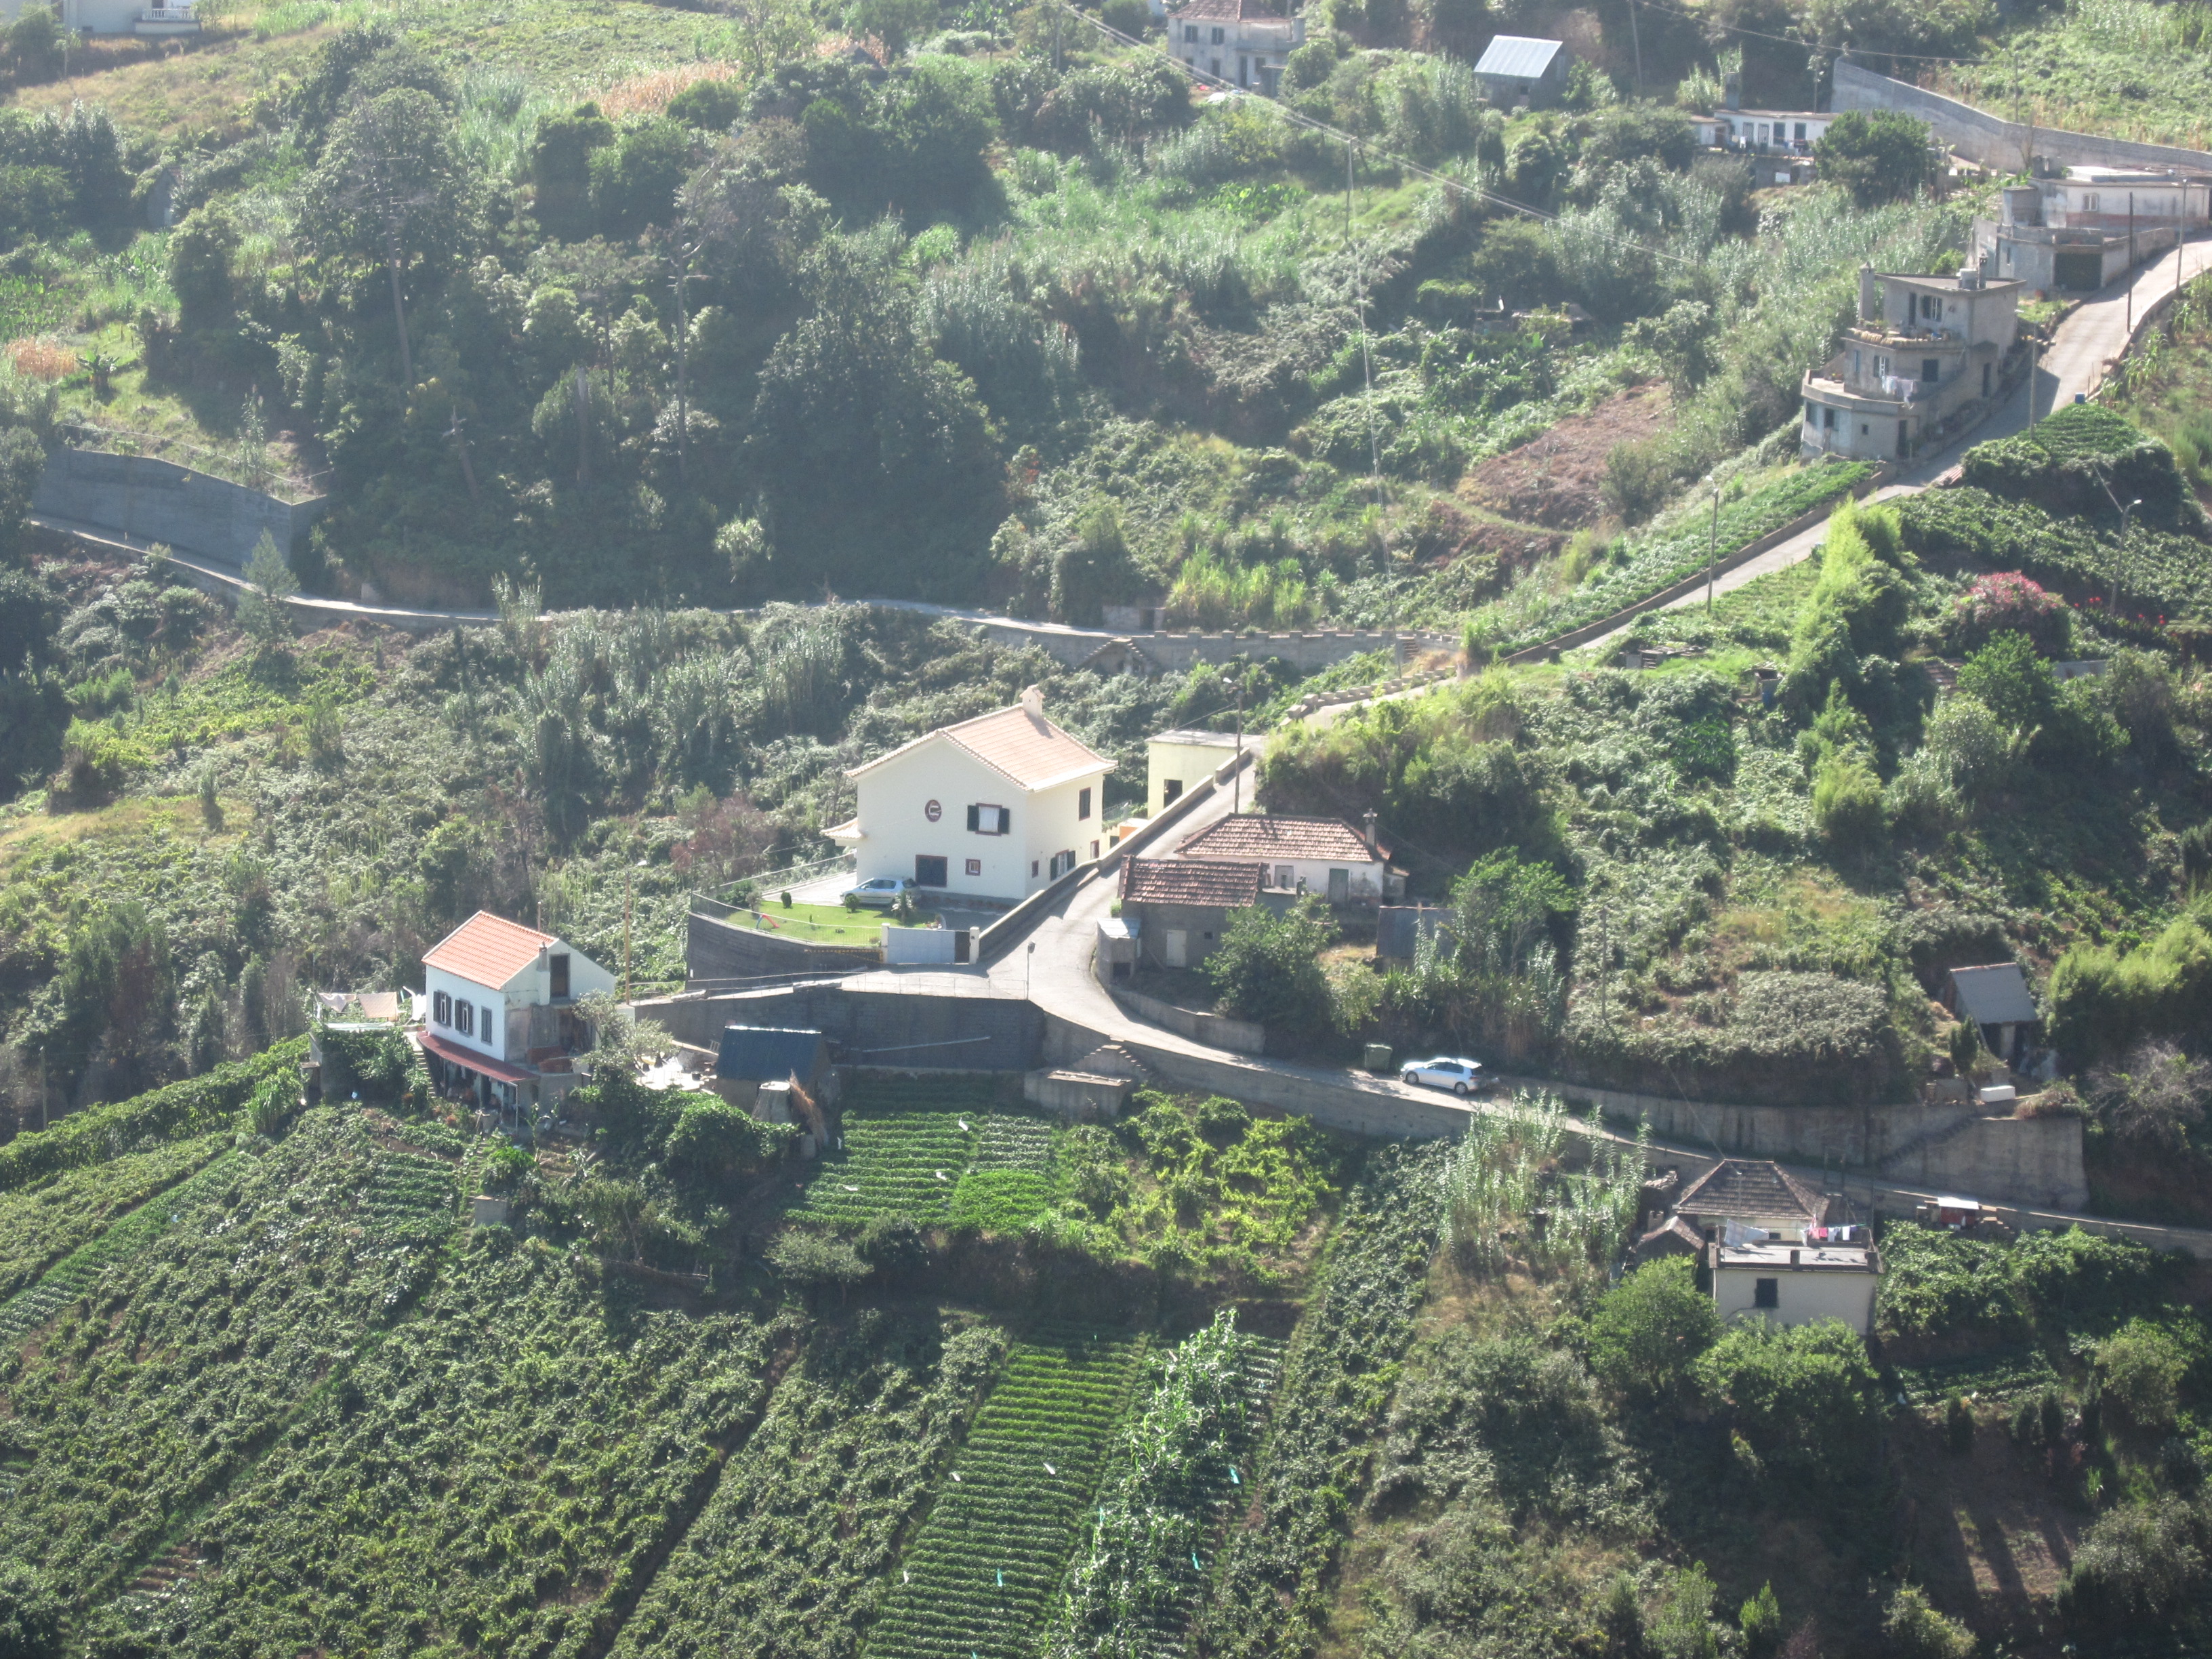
[966,804,980,832]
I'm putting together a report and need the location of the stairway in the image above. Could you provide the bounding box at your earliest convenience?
[1073,1041,1155,1090]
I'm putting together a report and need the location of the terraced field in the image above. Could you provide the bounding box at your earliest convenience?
[0,1133,232,1304]
[0,1151,247,1346]
[797,1073,1061,1231]
[867,1327,1151,1659]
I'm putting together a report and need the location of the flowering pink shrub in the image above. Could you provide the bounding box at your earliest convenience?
[1948,571,2072,657]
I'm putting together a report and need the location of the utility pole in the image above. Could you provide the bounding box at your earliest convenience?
[622,863,634,1000]
[573,369,592,487]
[447,408,480,502]
[1597,902,1612,1026]
[1705,482,1721,613]
[1232,674,1245,814]
[2118,495,2142,617]
[2127,192,2136,338]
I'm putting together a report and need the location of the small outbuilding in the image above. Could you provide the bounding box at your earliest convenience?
[1673,1158,1838,1241]
[1944,963,2039,1067]
[1176,813,1391,905]
[1118,857,1290,970]
[1471,35,1570,108]
[714,1025,830,1113]
[1711,1240,1882,1333]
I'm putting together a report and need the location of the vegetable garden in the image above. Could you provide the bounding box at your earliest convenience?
[0,1131,230,1303]
[794,1073,1062,1234]
[867,1326,1151,1659]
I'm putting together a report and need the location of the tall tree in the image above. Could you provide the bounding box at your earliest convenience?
[298,87,475,392]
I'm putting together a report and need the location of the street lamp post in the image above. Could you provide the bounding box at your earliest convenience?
[2118,496,2143,617]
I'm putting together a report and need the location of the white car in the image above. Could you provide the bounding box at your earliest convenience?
[1401,1056,1483,1096]
[844,877,919,909]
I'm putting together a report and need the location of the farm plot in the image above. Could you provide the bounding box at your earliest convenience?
[611,1312,1007,1659]
[798,1112,981,1225]
[84,1237,784,1659]
[0,1132,231,1305]
[0,1109,460,1606]
[1050,1314,1285,1659]
[867,1326,1151,1659]
[0,1148,246,1347]
[951,1115,1059,1233]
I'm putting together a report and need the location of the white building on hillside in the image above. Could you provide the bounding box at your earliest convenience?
[1176,812,1392,904]
[830,687,1114,905]
[1167,0,1303,94]
[1711,1240,1882,1333]
[421,912,615,1114]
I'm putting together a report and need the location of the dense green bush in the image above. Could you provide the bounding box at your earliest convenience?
[1696,1319,1882,1486]
[0,1040,304,1192]
[1811,110,1935,206]
[1206,898,1336,1033]
[1588,1256,1720,1405]
[1961,403,2209,538]
[2047,898,2212,1067]
[2060,1495,2212,1632]
[1880,1584,1977,1659]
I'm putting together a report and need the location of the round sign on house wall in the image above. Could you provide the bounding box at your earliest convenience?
[924,800,942,821]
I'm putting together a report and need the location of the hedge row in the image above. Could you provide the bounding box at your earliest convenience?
[0,1039,307,1193]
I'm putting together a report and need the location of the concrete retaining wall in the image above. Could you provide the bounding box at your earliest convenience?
[949,615,1455,674]
[685,911,878,982]
[1108,987,1266,1055]
[35,448,328,565]
[1495,1071,2086,1208]
[639,983,1044,1073]
[1834,59,2212,175]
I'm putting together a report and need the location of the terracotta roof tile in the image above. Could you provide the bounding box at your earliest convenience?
[1168,0,1291,19]
[1675,1160,1830,1228]
[849,695,1113,792]
[424,912,557,989]
[1179,814,1378,863]
[1121,857,1265,908]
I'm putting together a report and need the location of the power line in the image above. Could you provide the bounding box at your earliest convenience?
[1624,0,1994,65]
[1054,1,1707,270]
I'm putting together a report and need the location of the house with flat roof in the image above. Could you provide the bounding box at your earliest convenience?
[1176,812,1391,903]
[1945,962,2040,1067]
[1166,0,1302,94]
[420,912,615,1116]
[1972,168,2211,293]
[1801,264,2023,462]
[1716,108,1837,156]
[1712,1239,1882,1332]
[830,686,1113,905]
[1145,728,1259,817]
[1471,35,1570,108]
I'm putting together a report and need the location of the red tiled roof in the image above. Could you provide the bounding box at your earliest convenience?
[850,694,1113,792]
[423,912,556,990]
[419,1029,538,1083]
[1121,857,1265,908]
[1179,814,1379,863]
[1676,1160,1829,1227]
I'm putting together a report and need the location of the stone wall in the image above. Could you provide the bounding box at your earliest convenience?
[1494,1071,2087,1208]
[685,910,878,983]
[638,983,1044,1073]
[1833,60,2212,176]
[33,449,328,565]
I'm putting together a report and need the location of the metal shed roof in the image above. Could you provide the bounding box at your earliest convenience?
[1950,964,2038,1025]
[1473,35,1565,79]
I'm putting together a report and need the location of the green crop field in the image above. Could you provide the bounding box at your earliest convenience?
[867,1327,1151,1659]
[89,1236,781,1658]
[796,1073,1062,1232]
[0,1132,230,1305]
[0,1110,458,1605]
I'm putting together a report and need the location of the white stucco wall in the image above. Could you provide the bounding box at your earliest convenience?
[1146,737,1242,816]
[423,939,613,1065]
[852,736,1107,903]
[1714,1265,1879,1334]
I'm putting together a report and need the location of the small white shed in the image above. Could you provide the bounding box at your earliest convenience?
[1712,1241,1882,1334]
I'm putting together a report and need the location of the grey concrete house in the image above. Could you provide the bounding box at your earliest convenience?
[1801,264,2023,462]
[1471,36,1570,109]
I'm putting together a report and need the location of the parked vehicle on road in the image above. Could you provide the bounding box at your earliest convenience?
[845,877,919,909]
[1401,1056,1483,1095]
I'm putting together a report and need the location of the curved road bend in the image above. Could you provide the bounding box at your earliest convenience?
[1581,236,2212,653]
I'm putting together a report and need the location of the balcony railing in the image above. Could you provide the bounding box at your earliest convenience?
[140,7,196,18]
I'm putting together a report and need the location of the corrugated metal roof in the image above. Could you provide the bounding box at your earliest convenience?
[1950,964,2038,1026]
[1473,35,1565,79]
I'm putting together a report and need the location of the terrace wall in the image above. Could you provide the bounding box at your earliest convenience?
[33,449,327,565]
[1833,59,2212,175]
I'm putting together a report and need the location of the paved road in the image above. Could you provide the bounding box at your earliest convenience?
[1578,237,2212,653]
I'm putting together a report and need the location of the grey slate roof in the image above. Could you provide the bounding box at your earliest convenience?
[1675,1159,1829,1229]
[1473,35,1566,79]
[1950,964,2039,1026]
[717,1025,829,1083]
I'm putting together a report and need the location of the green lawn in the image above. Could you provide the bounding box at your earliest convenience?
[716,898,939,945]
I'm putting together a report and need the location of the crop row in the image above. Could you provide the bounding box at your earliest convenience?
[0,1109,464,1605]
[866,1327,1150,1659]
[798,1111,982,1225]
[0,1132,231,1305]
[82,1233,781,1659]
[613,1317,1008,1659]
[0,1150,247,1348]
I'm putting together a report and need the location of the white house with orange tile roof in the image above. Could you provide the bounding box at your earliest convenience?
[420,912,615,1111]
[1176,813,1389,904]
[828,686,1113,905]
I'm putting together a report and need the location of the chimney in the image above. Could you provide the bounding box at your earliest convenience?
[1858,263,1879,325]
[1362,808,1378,859]
[1019,684,1044,722]
[1723,68,1742,110]
[1789,1248,1801,1265]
